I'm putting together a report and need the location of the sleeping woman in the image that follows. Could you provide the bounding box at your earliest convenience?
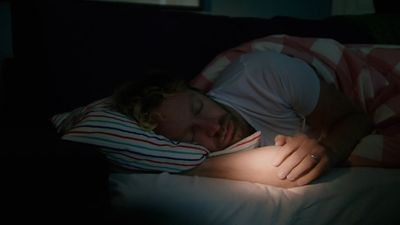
[112,51,376,188]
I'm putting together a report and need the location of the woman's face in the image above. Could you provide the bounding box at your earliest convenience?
[152,89,254,152]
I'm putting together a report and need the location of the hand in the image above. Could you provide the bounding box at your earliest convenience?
[272,134,333,186]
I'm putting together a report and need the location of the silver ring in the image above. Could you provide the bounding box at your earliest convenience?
[310,154,320,163]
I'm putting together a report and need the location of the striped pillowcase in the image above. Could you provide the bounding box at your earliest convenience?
[51,98,209,173]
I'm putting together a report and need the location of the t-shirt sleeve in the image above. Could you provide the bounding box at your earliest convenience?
[242,51,320,116]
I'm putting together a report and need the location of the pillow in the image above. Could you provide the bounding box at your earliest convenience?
[51,97,209,173]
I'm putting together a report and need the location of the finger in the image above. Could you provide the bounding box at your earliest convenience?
[275,140,311,179]
[271,138,298,167]
[295,156,330,186]
[286,153,320,181]
[284,139,321,181]
[272,134,308,167]
[274,134,287,146]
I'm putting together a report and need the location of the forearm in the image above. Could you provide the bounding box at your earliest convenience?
[184,147,298,188]
[319,112,373,165]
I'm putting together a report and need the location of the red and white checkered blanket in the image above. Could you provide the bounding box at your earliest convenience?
[190,34,400,167]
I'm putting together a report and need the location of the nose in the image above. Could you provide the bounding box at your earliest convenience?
[193,117,221,137]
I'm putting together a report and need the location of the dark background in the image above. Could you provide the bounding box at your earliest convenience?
[0,0,399,224]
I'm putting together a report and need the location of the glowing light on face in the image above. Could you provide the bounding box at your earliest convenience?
[153,89,254,152]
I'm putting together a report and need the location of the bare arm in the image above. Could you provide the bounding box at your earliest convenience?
[184,146,299,188]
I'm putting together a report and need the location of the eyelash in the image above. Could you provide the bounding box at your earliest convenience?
[194,100,203,115]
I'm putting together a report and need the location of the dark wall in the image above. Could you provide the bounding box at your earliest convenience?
[7,0,378,123]
[210,0,332,19]
[374,0,400,14]
[0,1,13,62]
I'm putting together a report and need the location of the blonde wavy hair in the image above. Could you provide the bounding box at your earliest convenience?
[112,76,188,131]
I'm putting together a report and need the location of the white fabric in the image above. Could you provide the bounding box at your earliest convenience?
[207,51,320,145]
[109,167,400,225]
[209,131,261,157]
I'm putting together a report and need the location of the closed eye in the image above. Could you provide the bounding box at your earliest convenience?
[192,97,203,116]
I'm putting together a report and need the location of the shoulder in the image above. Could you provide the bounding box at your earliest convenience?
[238,51,295,67]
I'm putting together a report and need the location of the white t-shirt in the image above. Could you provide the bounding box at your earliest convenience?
[207,51,320,146]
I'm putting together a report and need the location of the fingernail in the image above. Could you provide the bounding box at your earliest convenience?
[287,175,294,181]
[272,161,279,167]
[278,172,286,179]
[296,180,307,186]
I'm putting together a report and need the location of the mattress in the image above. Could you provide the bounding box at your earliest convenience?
[109,167,400,225]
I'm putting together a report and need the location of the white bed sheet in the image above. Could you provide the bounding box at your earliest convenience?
[109,167,400,225]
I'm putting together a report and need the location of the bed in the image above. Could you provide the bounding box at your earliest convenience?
[2,1,400,224]
[110,168,400,225]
